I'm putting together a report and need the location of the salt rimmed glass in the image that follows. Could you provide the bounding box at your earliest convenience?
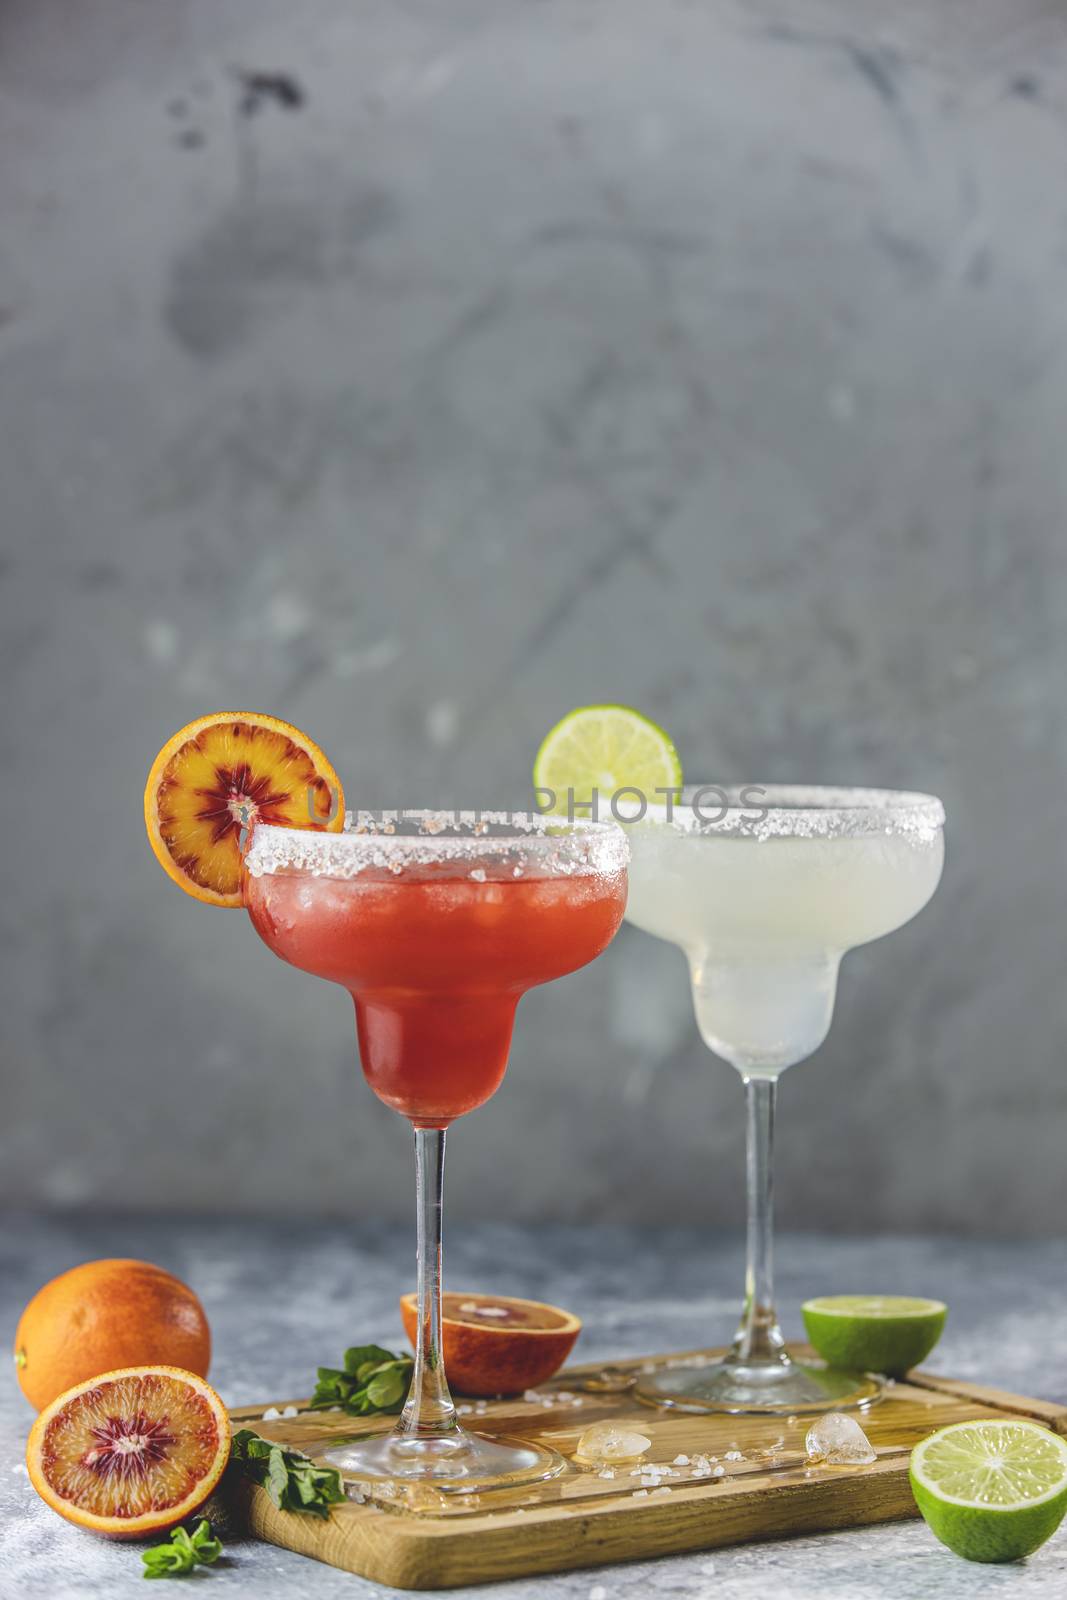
[621,785,945,1413]
[243,811,628,1491]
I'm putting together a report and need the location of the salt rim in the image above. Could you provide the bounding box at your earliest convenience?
[243,811,629,881]
[624,784,945,844]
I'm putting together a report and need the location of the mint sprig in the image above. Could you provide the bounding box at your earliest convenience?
[309,1344,413,1417]
[142,1519,222,1579]
[230,1429,345,1519]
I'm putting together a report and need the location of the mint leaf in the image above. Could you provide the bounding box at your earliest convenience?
[188,1520,223,1564]
[230,1429,345,1518]
[344,1344,396,1376]
[142,1520,223,1580]
[266,1446,291,1509]
[366,1367,406,1408]
[308,1344,412,1417]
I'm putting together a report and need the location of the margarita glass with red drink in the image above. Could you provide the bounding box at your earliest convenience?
[243,810,628,1491]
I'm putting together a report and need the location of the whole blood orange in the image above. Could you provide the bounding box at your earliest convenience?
[27,1366,230,1539]
[401,1292,581,1397]
[144,711,345,907]
[15,1260,211,1412]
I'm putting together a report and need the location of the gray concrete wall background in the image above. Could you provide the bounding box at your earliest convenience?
[2,0,1065,1233]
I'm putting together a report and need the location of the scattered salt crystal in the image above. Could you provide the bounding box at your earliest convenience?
[457,1404,473,1415]
[556,1391,576,1401]
[597,1468,616,1479]
[673,1454,690,1466]
[787,1415,798,1424]
[805,1412,876,1466]
[523,1390,542,1404]
[469,868,487,882]
[281,1406,298,1418]
[724,1450,743,1462]
[632,1489,648,1498]
[651,1486,671,1496]
[712,1465,725,1477]
[575,1423,651,1465]
[261,1407,281,1420]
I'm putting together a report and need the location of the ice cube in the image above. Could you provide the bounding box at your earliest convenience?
[805,1412,876,1466]
[575,1422,652,1464]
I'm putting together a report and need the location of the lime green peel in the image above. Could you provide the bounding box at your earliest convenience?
[802,1295,946,1378]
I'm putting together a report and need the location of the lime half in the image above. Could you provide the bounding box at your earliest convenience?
[802,1295,946,1378]
[910,1419,1067,1562]
[533,705,682,817]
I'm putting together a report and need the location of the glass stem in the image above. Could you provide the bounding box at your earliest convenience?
[731,1075,788,1366]
[397,1128,458,1438]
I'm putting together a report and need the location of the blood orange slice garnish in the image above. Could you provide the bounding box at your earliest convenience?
[26,1366,230,1540]
[144,712,345,907]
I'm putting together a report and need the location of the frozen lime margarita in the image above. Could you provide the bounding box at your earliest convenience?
[624,784,945,1412]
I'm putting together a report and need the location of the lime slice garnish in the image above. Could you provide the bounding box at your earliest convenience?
[802,1294,946,1378]
[910,1420,1067,1562]
[533,705,682,817]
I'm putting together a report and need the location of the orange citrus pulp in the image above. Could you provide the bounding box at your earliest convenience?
[26,1365,230,1539]
[144,712,345,906]
[400,1291,581,1397]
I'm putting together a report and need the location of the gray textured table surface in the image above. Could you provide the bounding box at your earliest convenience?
[2,1216,1066,1598]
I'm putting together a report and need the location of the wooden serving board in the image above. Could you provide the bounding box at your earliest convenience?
[226,1347,1067,1591]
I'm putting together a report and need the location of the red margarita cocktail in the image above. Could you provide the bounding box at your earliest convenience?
[246,861,623,1127]
[242,811,628,1492]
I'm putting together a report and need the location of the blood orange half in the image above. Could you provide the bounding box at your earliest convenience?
[144,712,345,907]
[400,1292,581,1397]
[26,1366,230,1540]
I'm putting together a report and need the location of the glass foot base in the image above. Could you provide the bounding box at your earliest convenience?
[635,1355,883,1415]
[322,1425,565,1494]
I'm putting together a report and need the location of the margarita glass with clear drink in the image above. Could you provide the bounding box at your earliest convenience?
[243,811,628,1489]
[623,785,945,1414]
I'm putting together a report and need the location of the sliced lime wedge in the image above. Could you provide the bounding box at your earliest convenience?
[910,1420,1067,1562]
[802,1294,946,1378]
[533,705,682,817]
